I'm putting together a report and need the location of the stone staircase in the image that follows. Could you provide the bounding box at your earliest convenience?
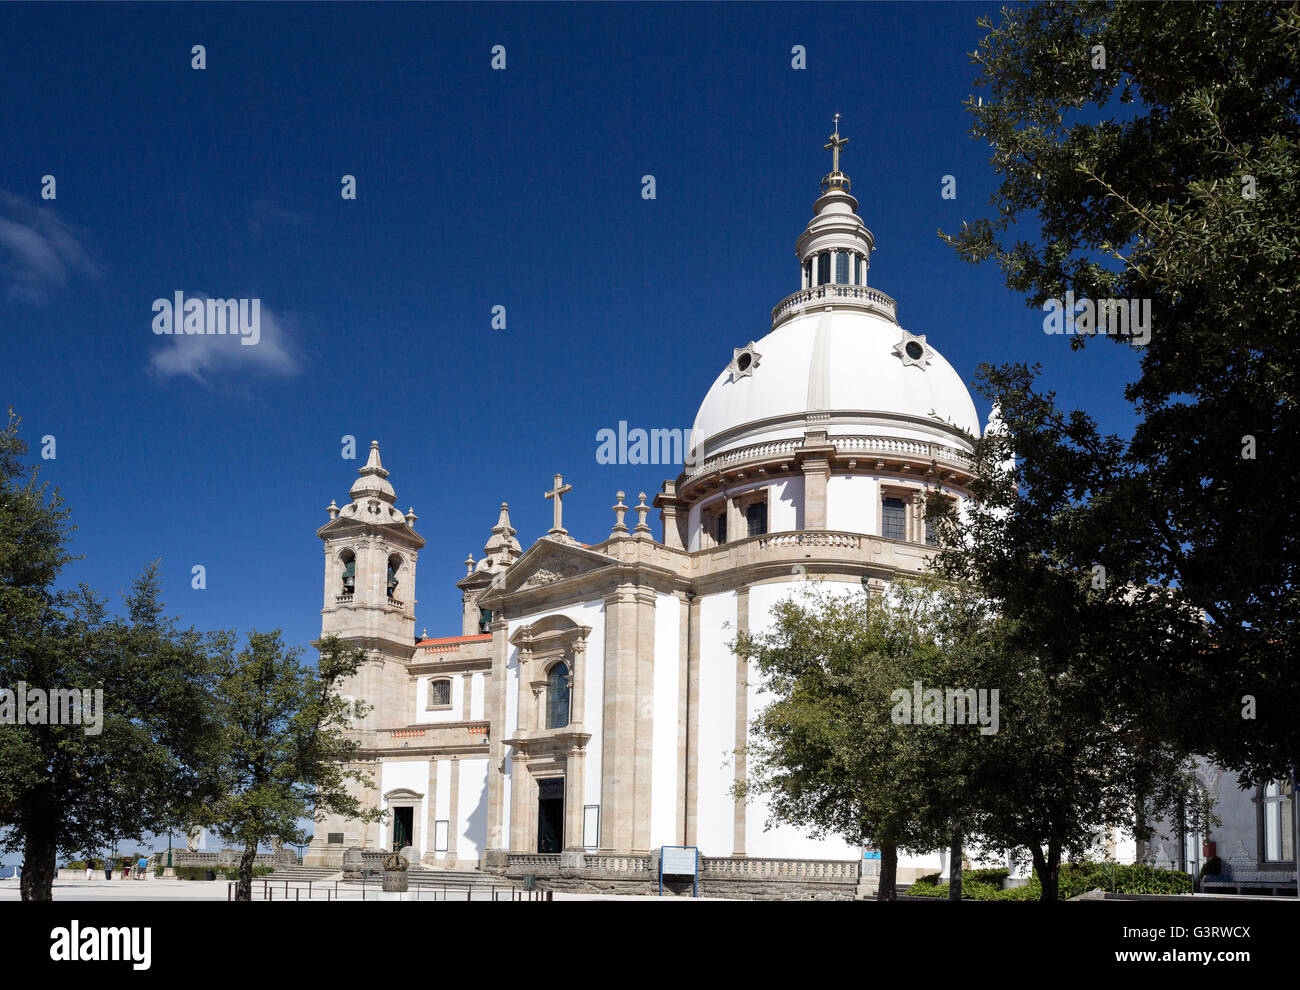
[266,865,343,883]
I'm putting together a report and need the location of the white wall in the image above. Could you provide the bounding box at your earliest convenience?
[457,757,489,863]
[469,671,485,720]
[379,759,431,855]
[696,590,738,856]
[649,592,682,849]
[415,673,464,724]
[827,474,876,534]
[744,581,861,860]
[769,476,803,532]
[432,758,452,862]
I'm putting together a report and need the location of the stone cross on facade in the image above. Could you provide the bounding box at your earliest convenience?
[545,473,573,538]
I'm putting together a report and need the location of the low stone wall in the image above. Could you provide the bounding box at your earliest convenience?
[498,854,861,901]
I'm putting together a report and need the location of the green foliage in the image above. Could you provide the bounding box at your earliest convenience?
[174,866,218,881]
[1200,856,1222,879]
[735,580,1014,860]
[908,862,1191,899]
[221,865,273,881]
[0,409,223,900]
[941,1,1300,782]
[196,631,382,900]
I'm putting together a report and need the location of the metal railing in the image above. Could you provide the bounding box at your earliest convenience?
[227,876,552,902]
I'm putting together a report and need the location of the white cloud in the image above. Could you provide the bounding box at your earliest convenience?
[147,296,302,387]
[0,191,101,302]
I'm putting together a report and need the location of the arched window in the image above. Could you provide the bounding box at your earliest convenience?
[387,554,402,599]
[816,252,830,286]
[428,679,452,708]
[835,252,849,284]
[546,662,571,729]
[339,549,356,595]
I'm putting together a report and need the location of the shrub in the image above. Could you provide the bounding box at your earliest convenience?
[1199,856,1222,879]
[222,865,274,881]
[904,861,1192,900]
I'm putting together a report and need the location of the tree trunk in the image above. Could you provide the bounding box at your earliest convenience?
[19,828,58,902]
[948,824,963,901]
[1031,841,1062,902]
[234,843,258,902]
[877,843,898,901]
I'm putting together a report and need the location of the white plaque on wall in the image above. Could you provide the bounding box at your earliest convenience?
[583,805,600,849]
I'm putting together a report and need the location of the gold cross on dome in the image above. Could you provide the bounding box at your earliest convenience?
[825,114,848,173]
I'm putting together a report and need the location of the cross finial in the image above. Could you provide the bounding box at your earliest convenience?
[544,473,574,538]
[824,114,848,174]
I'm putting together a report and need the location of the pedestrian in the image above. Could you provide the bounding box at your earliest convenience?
[104,857,112,881]
[121,857,131,880]
[136,855,148,880]
[85,860,93,881]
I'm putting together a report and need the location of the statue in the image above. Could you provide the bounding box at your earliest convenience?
[186,826,202,853]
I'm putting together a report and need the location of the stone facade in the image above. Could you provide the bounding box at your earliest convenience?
[307,124,1001,888]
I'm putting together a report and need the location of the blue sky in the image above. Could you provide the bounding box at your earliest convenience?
[0,1,1145,650]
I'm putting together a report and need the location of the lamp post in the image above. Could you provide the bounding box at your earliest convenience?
[167,831,172,869]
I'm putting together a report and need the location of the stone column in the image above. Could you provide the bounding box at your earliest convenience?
[510,754,529,852]
[484,616,509,857]
[685,594,701,847]
[447,757,460,865]
[563,752,586,860]
[800,431,834,531]
[726,494,745,543]
[631,587,657,854]
[600,585,639,852]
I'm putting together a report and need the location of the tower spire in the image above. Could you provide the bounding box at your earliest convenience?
[821,114,851,192]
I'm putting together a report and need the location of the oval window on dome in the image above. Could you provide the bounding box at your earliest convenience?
[736,353,752,372]
[905,341,925,361]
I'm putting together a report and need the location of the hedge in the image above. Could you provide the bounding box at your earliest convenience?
[906,862,1192,900]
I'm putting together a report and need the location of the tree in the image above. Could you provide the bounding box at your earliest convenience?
[926,370,1217,899]
[200,631,380,901]
[735,582,992,900]
[0,410,219,900]
[942,1,1300,781]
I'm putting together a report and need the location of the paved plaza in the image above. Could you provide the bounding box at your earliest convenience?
[0,876,717,902]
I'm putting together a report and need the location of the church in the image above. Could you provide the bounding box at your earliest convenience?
[304,123,996,888]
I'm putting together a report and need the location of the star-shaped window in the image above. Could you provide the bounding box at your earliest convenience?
[727,342,762,381]
[891,330,932,369]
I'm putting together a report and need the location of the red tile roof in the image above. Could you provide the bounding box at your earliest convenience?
[416,633,492,646]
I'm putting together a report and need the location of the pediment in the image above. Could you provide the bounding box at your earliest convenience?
[487,538,614,598]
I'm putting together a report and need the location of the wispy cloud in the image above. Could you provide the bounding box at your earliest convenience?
[147,295,302,388]
[0,191,102,302]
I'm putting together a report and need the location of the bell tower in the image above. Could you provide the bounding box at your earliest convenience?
[318,441,427,741]
[307,442,425,866]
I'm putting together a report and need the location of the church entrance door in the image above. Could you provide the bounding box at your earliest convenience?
[537,778,564,853]
[393,806,413,850]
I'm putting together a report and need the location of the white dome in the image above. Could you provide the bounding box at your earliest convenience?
[690,307,979,459]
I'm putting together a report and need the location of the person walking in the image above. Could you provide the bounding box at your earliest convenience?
[104,857,112,881]
[136,855,148,880]
[85,860,93,881]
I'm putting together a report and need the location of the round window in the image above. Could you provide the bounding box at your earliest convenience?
[736,353,753,372]
[904,341,924,361]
